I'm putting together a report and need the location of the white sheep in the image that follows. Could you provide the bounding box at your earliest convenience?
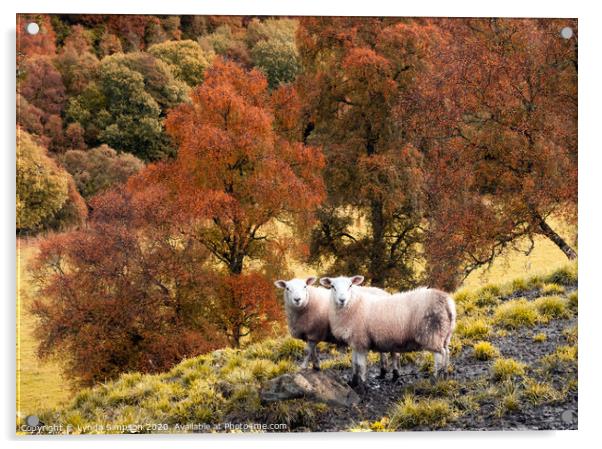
[319,275,456,391]
[274,277,395,372]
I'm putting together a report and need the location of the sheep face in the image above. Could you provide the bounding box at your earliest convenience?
[320,275,364,308]
[274,277,316,309]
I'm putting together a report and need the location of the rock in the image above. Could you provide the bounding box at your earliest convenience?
[260,369,360,407]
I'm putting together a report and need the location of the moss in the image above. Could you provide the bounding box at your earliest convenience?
[534,295,570,320]
[456,317,491,340]
[388,395,457,430]
[491,358,526,381]
[494,299,540,329]
[532,332,547,343]
[473,341,500,360]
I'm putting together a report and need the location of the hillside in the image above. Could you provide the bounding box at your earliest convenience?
[19,263,577,433]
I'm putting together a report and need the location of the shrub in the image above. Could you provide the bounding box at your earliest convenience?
[388,395,457,430]
[473,341,500,360]
[491,358,526,381]
[494,299,540,329]
[534,296,570,320]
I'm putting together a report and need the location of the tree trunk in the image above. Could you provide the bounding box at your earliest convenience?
[369,200,386,287]
[534,213,577,260]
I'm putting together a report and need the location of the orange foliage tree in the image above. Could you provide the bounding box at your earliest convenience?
[296,18,439,289]
[135,57,326,346]
[30,188,224,386]
[423,19,578,289]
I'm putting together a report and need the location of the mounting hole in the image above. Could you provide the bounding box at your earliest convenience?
[26,22,40,35]
[560,26,573,39]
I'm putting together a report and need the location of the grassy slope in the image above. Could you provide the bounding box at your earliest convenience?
[23,262,577,433]
[16,219,576,419]
[16,238,71,418]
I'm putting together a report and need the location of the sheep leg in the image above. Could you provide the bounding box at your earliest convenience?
[391,352,401,380]
[349,350,368,393]
[301,341,313,369]
[349,351,359,387]
[310,341,320,371]
[378,352,388,379]
[433,351,445,379]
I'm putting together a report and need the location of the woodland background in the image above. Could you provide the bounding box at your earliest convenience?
[16,15,577,412]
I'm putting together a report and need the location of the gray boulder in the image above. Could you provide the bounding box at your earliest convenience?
[260,369,360,407]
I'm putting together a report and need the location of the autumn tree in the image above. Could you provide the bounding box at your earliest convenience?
[66,52,187,160]
[17,130,68,230]
[246,18,300,89]
[297,18,437,289]
[148,39,213,87]
[30,188,224,386]
[17,14,56,61]
[423,19,578,289]
[60,144,144,200]
[133,58,326,346]
[54,25,99,96]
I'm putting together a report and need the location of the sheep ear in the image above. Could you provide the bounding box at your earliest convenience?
[274,280,287,289]
[351,275,364,286]
[319,277,332,288]
[306,276,317,286]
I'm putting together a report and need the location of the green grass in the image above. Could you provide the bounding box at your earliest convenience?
[387,394,457,430]
[494,299,540,329]
[532,332,547,343]
[456,317,491,340]
[541,283,565,295]
[28,336,314,433]
[522,379,561,405]
[491,358,527,382]
[534,295,570,320]
[473,341,500,361]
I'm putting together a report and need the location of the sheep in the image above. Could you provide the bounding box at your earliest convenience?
[274,277,336,370]
[274,277,395,372]
[320,275,456,391]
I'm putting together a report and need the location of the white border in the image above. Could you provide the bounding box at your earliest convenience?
[3,1,600,448]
